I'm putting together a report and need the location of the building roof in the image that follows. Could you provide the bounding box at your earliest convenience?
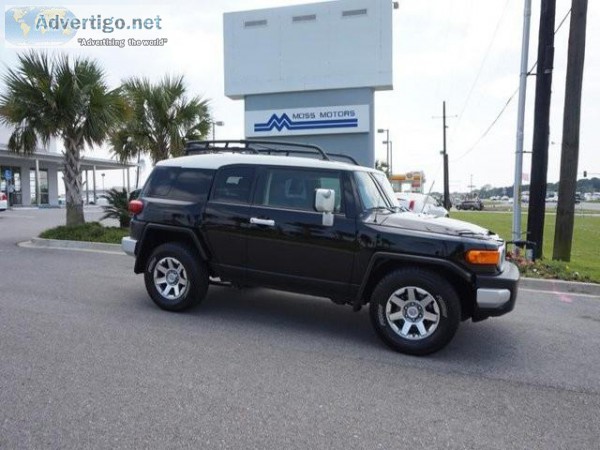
[0,146,135,170]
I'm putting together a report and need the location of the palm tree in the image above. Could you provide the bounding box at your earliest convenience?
[100,188,130,228]
[0,52,125,226]
[110,75,210,166]
[376,159,390,177]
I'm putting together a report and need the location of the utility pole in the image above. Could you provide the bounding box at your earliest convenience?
[512,0,532,254]
[433,101,455,210]
[527,0,556,260]
[442,102,450,209]
[553,0,588,261]
[468,174,475,194]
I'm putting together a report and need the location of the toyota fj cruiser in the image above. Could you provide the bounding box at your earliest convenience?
[122,140,519,355]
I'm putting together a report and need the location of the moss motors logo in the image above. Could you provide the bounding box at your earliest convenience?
[5,6,78,46]
[246,105,370,137]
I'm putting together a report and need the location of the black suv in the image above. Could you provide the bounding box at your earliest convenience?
[122,141,518,355]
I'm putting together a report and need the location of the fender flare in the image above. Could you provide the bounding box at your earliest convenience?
[134,224,209,273]
[354,252,473,310]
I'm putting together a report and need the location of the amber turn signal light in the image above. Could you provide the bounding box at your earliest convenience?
[465,249,500,266]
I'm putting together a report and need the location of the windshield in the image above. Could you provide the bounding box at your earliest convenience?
[355,171,395,211]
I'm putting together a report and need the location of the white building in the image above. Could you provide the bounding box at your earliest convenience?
[0,125,133,207]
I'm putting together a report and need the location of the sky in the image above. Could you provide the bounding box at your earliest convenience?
[1,0,599,193]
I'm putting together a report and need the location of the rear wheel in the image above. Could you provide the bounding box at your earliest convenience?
[369,268,461,355]
[144,243,208,311]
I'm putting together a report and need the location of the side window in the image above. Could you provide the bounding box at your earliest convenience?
[211,166,255,204]
[143,167,214,201]
[259,168,343,213]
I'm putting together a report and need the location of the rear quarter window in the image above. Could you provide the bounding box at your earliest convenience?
[142,167,215,201]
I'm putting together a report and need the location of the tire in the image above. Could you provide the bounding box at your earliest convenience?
[144,243,208,311]
[369,268,461,356]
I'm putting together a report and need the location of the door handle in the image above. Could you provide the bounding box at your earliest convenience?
[250,217,275,226]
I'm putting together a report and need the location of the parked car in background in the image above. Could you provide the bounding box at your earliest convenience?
[0,192,7,211]
[456,198,484,211]
[394,192,449,217]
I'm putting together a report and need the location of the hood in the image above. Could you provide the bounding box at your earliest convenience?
[377,212,499,240]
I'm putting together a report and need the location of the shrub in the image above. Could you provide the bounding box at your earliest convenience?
[101,188,131,228]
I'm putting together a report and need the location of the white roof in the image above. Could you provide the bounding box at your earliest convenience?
[156,152,376,172]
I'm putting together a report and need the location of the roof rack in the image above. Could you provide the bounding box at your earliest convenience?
[184,140,359,165]
[326,153,359,165]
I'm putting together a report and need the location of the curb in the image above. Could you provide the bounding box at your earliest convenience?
[520,277,600,297]
[21,238,124,255]
[19,238,600,297]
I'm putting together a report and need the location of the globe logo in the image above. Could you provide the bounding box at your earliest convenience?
[5,6,78,46]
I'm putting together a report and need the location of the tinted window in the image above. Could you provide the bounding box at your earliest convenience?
[143,167,214,201]
[259,168,343,212]
[211,166,255,204]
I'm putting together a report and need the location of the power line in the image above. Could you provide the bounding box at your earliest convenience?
[453,88,519,162]
[454,0,511,130]
[452,8,572,163]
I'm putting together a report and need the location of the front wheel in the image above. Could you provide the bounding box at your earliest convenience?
[369,268,461,355]
[144,243,208,311]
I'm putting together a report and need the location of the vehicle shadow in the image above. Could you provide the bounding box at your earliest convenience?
[190,285,377,349]
[179,285,521,366]
[129,279,520,367]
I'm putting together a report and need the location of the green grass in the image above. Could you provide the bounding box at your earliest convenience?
[451,211,600,283]
[40,222,129,244]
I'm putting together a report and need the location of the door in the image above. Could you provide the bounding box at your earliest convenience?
[245,167,357,298]
[202,165,256,281]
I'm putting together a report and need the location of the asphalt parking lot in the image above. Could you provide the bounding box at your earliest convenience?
[1,208,599,449]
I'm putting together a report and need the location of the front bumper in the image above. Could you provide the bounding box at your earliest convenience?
[121,236,137,257]
[472,261,519,321]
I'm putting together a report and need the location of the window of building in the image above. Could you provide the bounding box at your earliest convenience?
[30,169,48,204]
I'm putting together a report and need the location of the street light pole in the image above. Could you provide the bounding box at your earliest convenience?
[377,128,390,174]
[212,120,224,140]
[512,0,532,254]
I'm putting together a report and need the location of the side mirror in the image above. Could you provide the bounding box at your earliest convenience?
[315,188,335,226]
[315,188,335,213]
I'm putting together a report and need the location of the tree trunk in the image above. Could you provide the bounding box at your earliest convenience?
[63,139,85,226]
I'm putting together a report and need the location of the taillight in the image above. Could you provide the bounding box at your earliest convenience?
[128,199,144,215]
[0,193,6,201]
[409,200,415,210]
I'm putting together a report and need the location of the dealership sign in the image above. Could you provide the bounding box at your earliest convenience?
[246,105,370,137]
